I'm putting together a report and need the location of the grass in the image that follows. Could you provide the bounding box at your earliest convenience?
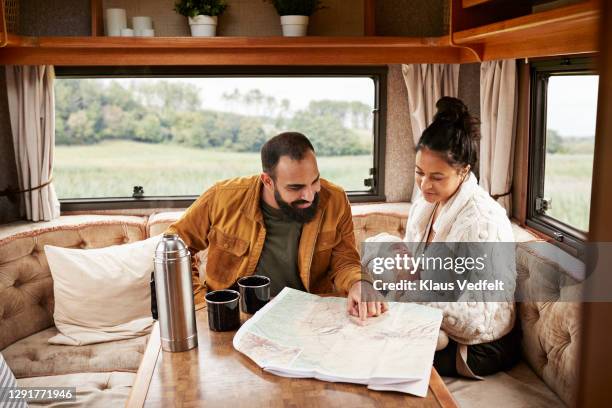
[544,153,594,231]
[54,141,594,232]
[54,140,372,198]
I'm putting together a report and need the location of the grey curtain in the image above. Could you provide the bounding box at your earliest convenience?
[402,64,460,201]
[6,65,60,221]
[479,60,518,214]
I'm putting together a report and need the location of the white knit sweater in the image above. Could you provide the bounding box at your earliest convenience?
[365,172,516,345]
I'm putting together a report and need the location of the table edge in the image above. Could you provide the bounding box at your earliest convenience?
[128,308,459,408]
[429,367,460,408]
[125,322,161,408]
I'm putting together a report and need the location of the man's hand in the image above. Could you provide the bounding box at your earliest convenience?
[346,280,388,322]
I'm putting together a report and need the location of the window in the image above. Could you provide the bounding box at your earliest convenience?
[528,57,598,247]
[54,67,387,210]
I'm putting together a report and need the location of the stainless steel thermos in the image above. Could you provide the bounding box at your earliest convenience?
[152,233,198,352]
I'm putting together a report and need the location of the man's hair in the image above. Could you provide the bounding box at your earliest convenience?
[261,132,315,178]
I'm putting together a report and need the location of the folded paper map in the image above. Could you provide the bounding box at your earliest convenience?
[233,288,443,397]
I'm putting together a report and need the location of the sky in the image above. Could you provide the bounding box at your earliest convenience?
[108,76,376,116]
[98,74,600,138]
[547,75,599,138]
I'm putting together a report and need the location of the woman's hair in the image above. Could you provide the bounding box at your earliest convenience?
[416,97,480,171]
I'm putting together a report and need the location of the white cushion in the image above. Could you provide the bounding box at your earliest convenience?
[44,236,160,345]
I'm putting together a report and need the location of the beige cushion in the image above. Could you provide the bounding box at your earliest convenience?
[2,326,148,378]
[0,216,147,351]
[147,211,184,237]
[444,362,565,408]
[515,243,583,407]
[352,213,407,252]
[17,371,136,408]
[43,236,160,345]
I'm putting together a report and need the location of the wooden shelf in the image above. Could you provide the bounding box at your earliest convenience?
[452,0,600,60]
[0,35,477,65]
[462,0,494,8]
[0,1,600,65]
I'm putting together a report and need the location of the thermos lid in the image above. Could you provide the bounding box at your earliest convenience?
[154,233,190,261]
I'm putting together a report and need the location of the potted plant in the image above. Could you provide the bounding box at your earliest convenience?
[174,0,228,37]
[264,0,325,37]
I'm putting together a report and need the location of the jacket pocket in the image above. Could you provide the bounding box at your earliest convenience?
[206,228,249,287]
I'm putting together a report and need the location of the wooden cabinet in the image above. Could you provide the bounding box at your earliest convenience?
[450,0,599,61]
[0,0,600,65]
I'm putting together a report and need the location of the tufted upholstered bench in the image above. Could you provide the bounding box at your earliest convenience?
[0,206,582,407]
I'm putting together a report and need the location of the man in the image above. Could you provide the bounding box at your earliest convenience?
[166,132,386,321]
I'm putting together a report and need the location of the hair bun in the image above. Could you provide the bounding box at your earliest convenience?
[435,96,469,123]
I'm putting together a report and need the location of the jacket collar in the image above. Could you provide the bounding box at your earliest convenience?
[240,176,265,224]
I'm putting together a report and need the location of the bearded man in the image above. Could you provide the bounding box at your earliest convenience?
[167,132,386,320]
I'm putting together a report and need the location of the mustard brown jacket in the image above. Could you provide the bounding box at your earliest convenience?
[166,175,367,300]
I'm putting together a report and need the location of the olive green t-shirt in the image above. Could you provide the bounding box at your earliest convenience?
[255,200,306,296]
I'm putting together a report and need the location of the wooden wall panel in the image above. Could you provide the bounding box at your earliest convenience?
[512,60,530,224]
[577,0,612,403]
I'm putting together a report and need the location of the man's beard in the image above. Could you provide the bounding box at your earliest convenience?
[274,189,319,223]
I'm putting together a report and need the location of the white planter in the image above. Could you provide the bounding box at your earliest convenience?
[188,15,218,37]
[280,15,309,37]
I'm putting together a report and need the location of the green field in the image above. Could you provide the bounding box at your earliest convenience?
[544,153,594,232]
[54,140,372,198]
[54,141,593,232]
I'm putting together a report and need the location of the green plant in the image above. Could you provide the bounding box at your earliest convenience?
[264,0,324,16]
[174,0,228,18]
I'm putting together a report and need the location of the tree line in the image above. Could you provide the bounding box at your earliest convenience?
[55,79,373,156]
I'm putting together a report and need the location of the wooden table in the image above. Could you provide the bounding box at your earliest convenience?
[127,305,458,408]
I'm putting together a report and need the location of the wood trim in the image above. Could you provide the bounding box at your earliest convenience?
[0,35,469,65]
[452,0,599,61]
[462,0,492,7]
[90,0,104,37]
[125,323,161,408]
[429,368,459,408]
[451,0,531,32]
[448,0,483,61]
[512,60,530,224]
[577,0,612,404]
[523,225,554,242]
[454,1,598,43]
[2,35,454,49]
[0,0,600,66]
[0,0,7,47]
[364,0,376,36]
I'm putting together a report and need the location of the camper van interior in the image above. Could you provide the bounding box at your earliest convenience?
[0,0,611,407]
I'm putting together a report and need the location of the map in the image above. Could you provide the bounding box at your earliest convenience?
[233,288,443,397]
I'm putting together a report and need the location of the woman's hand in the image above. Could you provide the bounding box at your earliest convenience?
[346,280,388,322]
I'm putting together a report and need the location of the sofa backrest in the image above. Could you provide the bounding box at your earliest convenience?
[515,243,584,407]
[0,210,582,406]
[0,210,407,351]
[0,215,147,350]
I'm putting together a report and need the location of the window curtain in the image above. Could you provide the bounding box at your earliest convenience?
[402,64,460,202]
[5,65,60,221]
[479,60,518,214]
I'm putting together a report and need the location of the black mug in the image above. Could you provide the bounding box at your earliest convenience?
[237,275,271,314]
[205,290,241,332]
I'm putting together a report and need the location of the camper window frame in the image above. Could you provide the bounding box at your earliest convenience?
[54,66,387,211]
[527,57,596,250]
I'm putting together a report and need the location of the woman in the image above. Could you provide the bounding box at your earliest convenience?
[365,96,520,377]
